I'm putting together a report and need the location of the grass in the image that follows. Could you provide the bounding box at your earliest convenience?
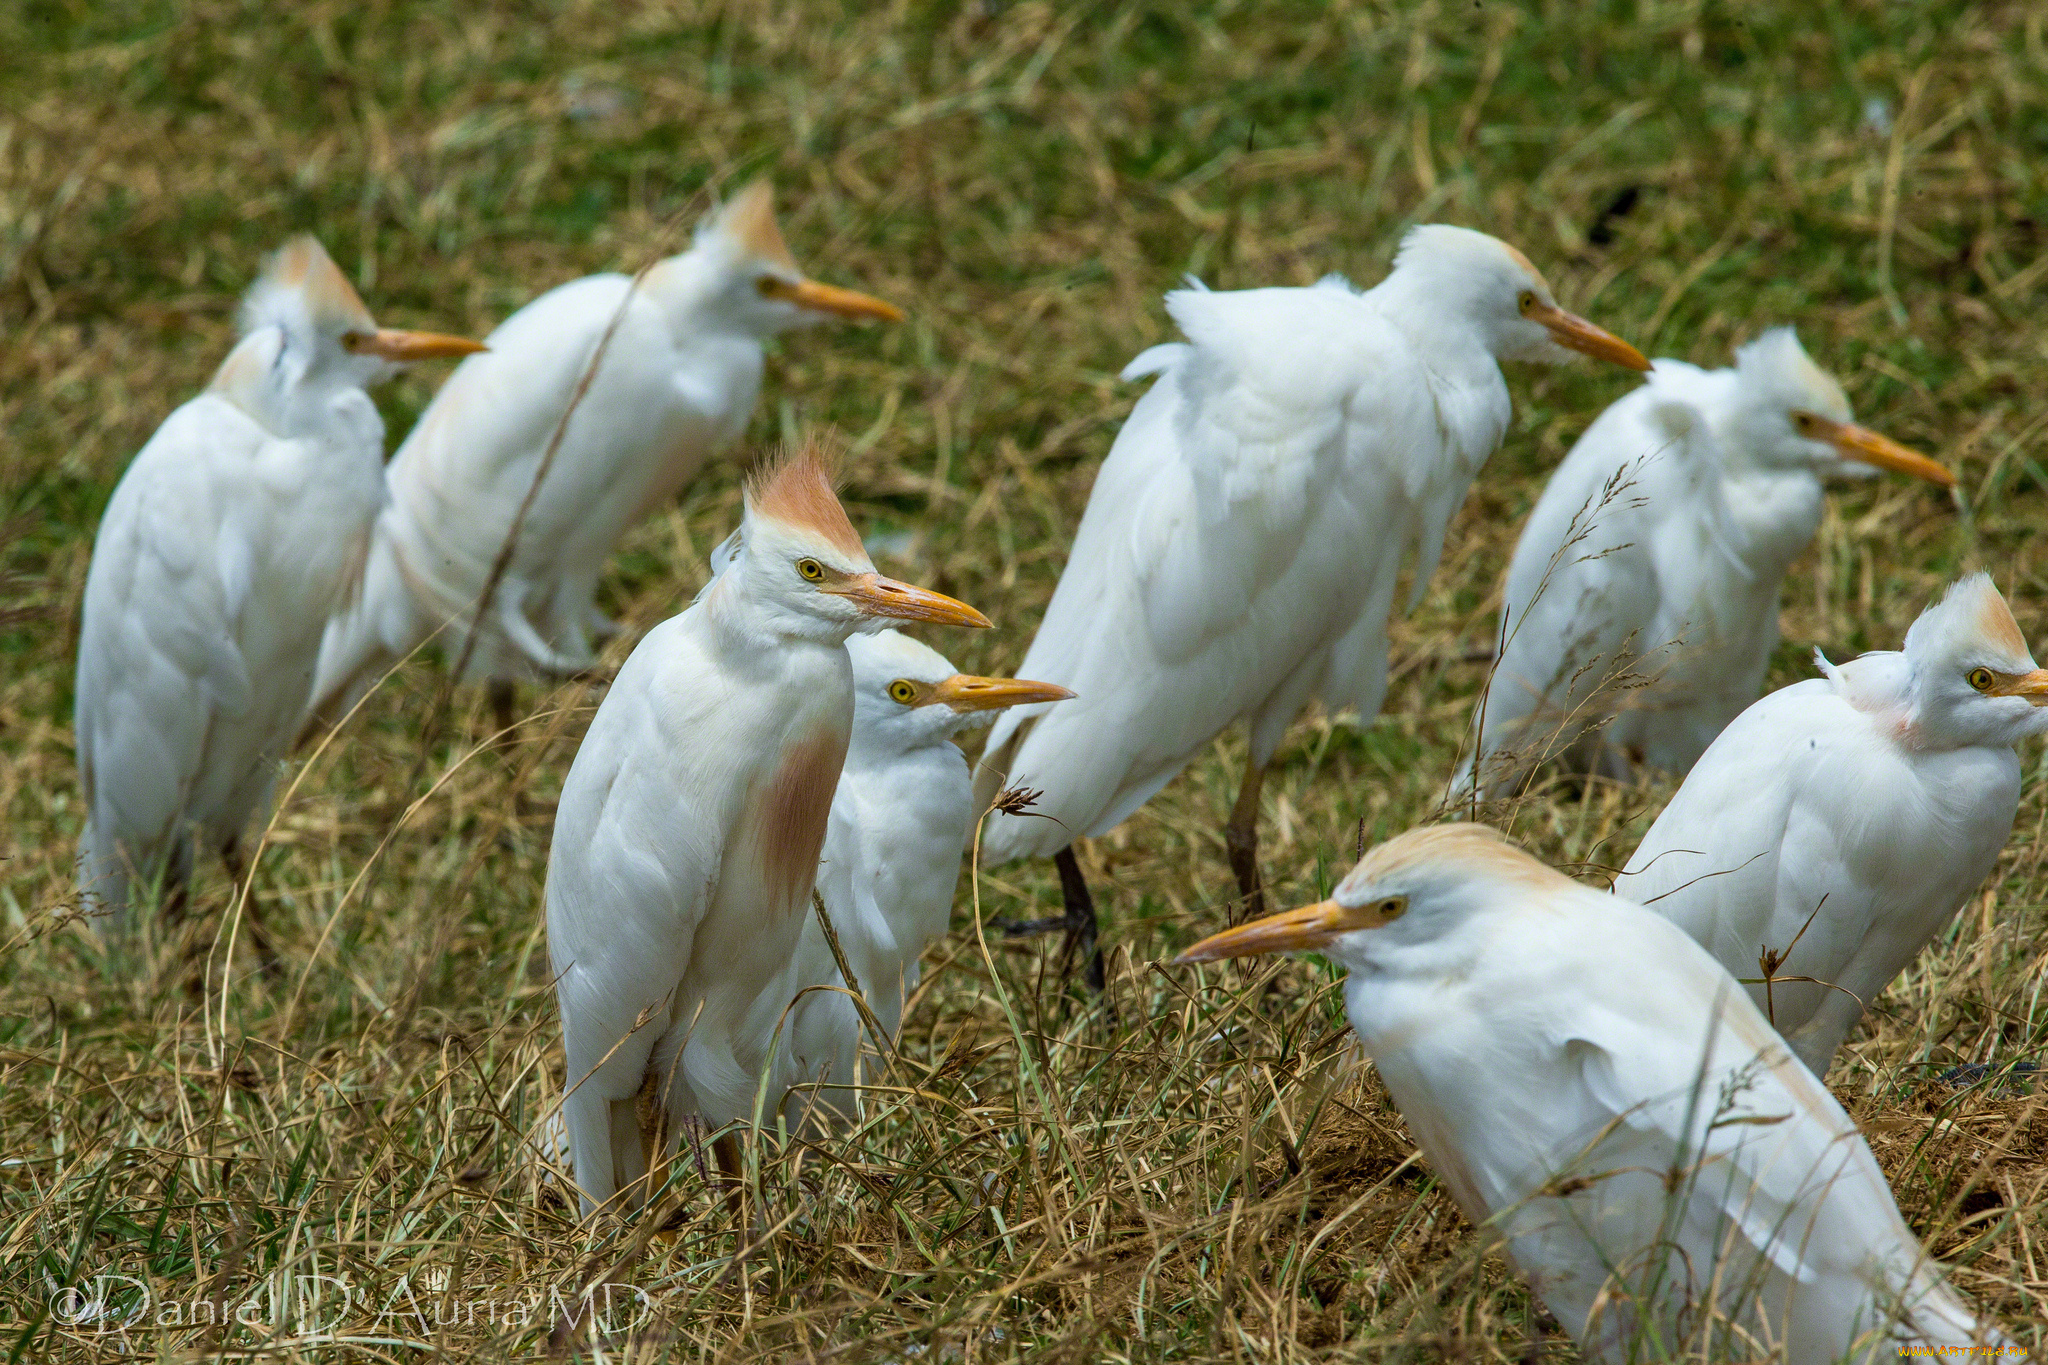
[4,0,2048,1357]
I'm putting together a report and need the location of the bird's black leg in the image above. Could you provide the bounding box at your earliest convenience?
[488,679,519,736]
[1225,755,1267,924]
[221,839,282,979]
[1053,846,1105,994]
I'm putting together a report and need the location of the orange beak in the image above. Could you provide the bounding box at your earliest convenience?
[344,329,488,362]
[829,573,990,628]
[926,674,1074,713]
[1527,301,1651,371]
[775,278,903,323]
[1174,898,1369,963]
[1815,418,1954,487]
[1989,668,2048,706]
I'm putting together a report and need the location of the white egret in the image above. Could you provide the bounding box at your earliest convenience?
[309,181,902,731]
[974,226,1648,973]
[769,629,1071,1132]
[74,236,482,942]
[1465,328,1952,797]
[547,447,989,1217]
[1616,573,2048,1075]
[1178,824,2008,1362]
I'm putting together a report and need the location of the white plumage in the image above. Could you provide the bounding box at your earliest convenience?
[75,236,480,927]
[1178,824,2008,1362]
[546,450,988,1217]
[1616,574,2048,1075]
[768,629,1071,1132]
[974,226,1648,921]
[1467,328,1952,796]
[309,182,900,721]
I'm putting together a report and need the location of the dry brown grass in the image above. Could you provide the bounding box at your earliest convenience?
[5,0,2048,1358]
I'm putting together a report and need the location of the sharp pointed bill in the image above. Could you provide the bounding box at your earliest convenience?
[341,328,490,362]
[926,674,1074,712]
[759,275,903,322]
[1524,298,1652,370]
[823,573,991,628]
[1805,415,1953,485]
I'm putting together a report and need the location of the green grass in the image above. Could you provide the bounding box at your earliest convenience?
[5,0,2048,1358]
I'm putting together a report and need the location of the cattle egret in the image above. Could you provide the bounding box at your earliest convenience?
[765,629,1071,1132]
[1177,824,2007,1362]
[75,237,482,940]
[974,226,1648,971]
[1464,328,1952,797]
[1616,573,2048,1075]
[309,181,902,730]
[547,448,989,1217]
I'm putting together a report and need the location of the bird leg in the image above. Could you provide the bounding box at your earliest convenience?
[488,679,519,737]
[711,1131,749,1232]
[1053,847,1105,995]
[219,839,282,979]
[1225,756,1267,924]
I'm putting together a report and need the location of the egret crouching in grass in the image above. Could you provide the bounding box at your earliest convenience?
[975,225,1648,982]
[1177,824,2010,1363]
[769,629,1071,1133]
[1465,327,1952,798]
[75,236,482,953]
[309,181,902,732]
[546,446,989,1218]
[1617,573,2048,1076]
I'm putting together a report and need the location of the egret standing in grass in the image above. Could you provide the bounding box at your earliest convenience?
[974,226,1648,975]
[547,448,990,1217]
[75,237,482,944]
[1178,824,2008,1362]
[766,629,1071,1132]
[1616,574,2048,1075]
[309,182,902,731]
[1464,328,1952,797]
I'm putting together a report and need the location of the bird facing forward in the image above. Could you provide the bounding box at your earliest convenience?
[75,236,481,941]
[975,225,1648,976]
[1466,327,1952,797]
[1617,573,2048,1075]
[769,628,1071,1133]
[546,447,989,1218]
[309,181,901,729]
[1178,824,2008,1362]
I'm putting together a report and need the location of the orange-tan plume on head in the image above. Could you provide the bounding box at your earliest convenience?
[718,180,801,274]
[267,235,375,332]
[744,440,866,559]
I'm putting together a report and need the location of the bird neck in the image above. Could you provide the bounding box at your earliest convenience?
[642,245,756,339]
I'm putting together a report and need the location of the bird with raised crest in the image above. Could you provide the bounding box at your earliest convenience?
[1463,327,1952,798]
[75,236,483,948]
[308,181,902,733]
[1616,573,2048,1076]
[1178,824,2010,1362]
[972,225,1648,982]
[546,447,990,1217]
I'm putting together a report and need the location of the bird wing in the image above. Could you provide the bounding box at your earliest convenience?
[1549,915,1935,1297]
[1480,386,1695,779]
[76,398,268,845]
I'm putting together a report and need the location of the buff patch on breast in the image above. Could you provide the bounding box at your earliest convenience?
[755,727,847,911]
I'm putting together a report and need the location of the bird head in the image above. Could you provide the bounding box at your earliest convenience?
[1725,328,1950,487]
[847,629,1073,754]
[218,236,484,414]
[1174,824,1558,974]
[1385,225,1649,372]
[717,445,990,642]
[1895,574,2048,749]
[693,180,902,336]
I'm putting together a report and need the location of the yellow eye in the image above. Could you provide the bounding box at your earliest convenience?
[796,558,825,582]
[1968,667,1996,693]
[1376,896,1408,923]
[887,679,918,705]
[1517,290,1536,315]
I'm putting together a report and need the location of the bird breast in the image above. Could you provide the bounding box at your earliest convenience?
[751,724,849,913]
